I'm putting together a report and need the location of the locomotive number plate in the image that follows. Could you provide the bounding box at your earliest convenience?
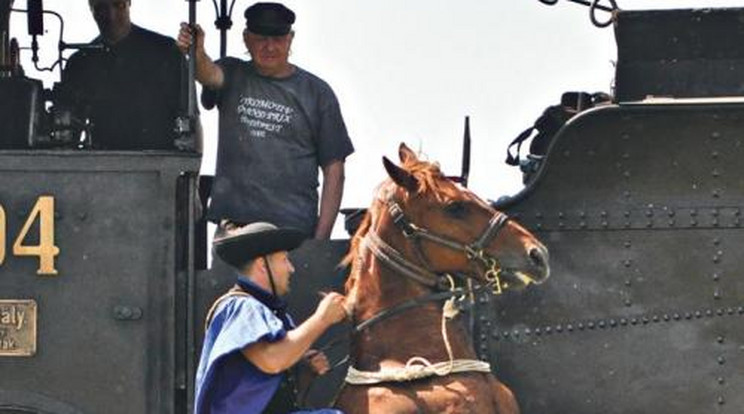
[0,300,37,357]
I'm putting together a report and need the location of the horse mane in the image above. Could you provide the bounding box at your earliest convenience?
[341,155,458,291]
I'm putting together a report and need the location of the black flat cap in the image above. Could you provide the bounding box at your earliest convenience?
[244,2,296,36]
[213,222,305,269]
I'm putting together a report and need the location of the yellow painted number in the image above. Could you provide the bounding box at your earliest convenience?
[0,204,5,265]
[13,196,60,275]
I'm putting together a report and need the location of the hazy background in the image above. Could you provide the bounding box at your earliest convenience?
[9,0,744,237]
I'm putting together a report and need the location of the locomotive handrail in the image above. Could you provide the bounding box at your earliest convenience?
[537,0,619,28]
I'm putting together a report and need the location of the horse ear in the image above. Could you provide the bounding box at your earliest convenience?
[383,156,418,193]
[398,143,418,164]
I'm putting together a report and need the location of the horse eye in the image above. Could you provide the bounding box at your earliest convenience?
[444,201,467,218]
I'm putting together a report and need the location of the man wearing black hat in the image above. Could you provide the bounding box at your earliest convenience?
[194,222,347,414]
[177,2,354,240]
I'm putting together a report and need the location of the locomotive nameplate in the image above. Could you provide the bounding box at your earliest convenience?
[0,300,37,357]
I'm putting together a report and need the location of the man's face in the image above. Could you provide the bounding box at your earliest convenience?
[265,251,295,296]
[89,0,131,44]
[243,30,294,77]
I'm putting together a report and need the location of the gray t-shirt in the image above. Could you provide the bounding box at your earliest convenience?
[205,58,354,236]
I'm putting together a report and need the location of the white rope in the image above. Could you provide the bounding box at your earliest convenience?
[345,275,492,385]
[345,358,491,385]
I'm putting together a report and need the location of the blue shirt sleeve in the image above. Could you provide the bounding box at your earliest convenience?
[194,295,287,414]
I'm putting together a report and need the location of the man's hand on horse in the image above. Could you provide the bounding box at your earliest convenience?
[315,291,348,325]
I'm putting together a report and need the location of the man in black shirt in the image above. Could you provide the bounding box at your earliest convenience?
[57,0,199,151]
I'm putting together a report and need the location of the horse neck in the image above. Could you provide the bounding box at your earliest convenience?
[348,239,478,370]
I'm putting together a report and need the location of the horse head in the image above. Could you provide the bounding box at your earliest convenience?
[359,143,549,293]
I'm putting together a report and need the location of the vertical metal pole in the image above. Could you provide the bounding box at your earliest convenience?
[187,0,198,119]
[461,116,471,188]
[219,0,228,58]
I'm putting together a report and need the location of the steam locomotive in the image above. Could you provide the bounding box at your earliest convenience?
[1,2,743,414]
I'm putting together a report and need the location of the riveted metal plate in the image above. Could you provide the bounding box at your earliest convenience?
[490,102,744,414]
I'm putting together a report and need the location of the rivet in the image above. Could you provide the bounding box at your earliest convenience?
[711,150,719,159]
[578,323,585,330]
[673,313,680,320]
[712,169,720,177]
[663,314,670,321]
[624,241,631,248]
[503,331,510,338]
[712,273,720,281]
[598,320,606,328]
[712,189,720,198]
[668,219,675,226]
[492,330,500,339]
[623,171,631,178]
[652,315,659,323]
[609,319,617,327]
[624,299,632,307]
[712,209,720,217]
[601,211,608,217]
[622,152,630,158]
[727,307,734,315]
[712,218,719,227]
[587,322,595,329]
[624,279,632,286]
[691,219,698,227]
[579,211,586,218]
[624,221,631,228]
[717,336,724,344]
[580,221,587,228]
[545,326,552,334]
[620,318,628,326]
[713,255,720,264]
[738,306,744,314]
[713,238,721,245]
[563,150,571,157]
[668,210,675,217]
[624,210,631,217]
[691,209,698,217]
[716,308,724,316]
[536,223,543,230]
[536,212,543,219]
[524,328,531,336]
[642,317,649,324]
[684,312,692,319]
[645,209,653,217]
[717,356,725,365]
[717,396,725,405]
[558,212,565,218]
[646,220,653,228]
[534,328,541,335]
[630,318,638,325]
[567,324,574,332]
[602,221,609,228]
[706,309,714,317]
[480,334,488,341]
[717,377,725,385]
[555,325,563,333]
[624,191,631,198]
[714,289,722,300]
[512,330,520,337]
[711,131,721,139]
[559,222,565,228]
[694,311,702,318]
[624,260,632,267]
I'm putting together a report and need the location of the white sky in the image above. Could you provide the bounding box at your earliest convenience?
[10,0,744,237]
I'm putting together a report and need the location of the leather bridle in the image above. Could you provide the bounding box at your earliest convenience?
[376,199,511,294]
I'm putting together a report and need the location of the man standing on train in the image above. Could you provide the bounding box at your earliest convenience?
[194,221,347,413]
[57,0,200,151]
[177,2,354,240]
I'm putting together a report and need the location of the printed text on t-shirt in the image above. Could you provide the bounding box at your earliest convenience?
[237,96,295,138]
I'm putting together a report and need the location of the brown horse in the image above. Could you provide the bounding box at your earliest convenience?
[334,144,550,414]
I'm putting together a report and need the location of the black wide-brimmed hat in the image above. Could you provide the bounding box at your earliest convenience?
[244,2,296,36]
[213,222,305,269]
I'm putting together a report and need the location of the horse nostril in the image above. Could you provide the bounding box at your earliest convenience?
[529,247,548,270]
